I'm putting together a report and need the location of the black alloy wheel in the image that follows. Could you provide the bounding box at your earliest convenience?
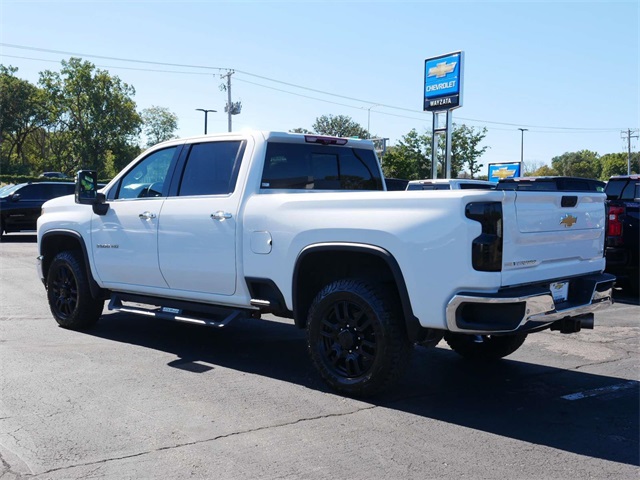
[50,262,79,319]
[307,279,411,396]
[46,251,103,329]
[319,298,377,378]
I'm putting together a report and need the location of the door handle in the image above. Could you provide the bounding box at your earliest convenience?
[211,211,232,221]
[139,211,156,220]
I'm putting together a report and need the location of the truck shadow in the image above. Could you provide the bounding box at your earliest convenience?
[84,312,639,467]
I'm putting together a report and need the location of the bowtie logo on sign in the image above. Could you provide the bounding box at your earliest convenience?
[428,61,457,79]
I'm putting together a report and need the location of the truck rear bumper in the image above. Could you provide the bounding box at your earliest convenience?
[446,273,615,335]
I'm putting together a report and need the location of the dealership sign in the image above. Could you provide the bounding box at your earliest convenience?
[424,51,464,111]
[488,162,521,183]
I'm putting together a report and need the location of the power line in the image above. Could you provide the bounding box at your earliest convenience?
[0,53,215,76]
[0,43,632,133]
[0,42,229,71]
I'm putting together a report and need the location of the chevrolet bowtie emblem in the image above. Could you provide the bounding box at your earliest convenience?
[560,214,577,228]
[428,61,457,78]
[493,167,517,179]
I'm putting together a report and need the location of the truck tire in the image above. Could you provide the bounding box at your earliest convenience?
[307,278,412,397]
[444,332,527,360]
[46,250,104,330]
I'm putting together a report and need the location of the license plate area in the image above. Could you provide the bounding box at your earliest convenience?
[550,281,569,303]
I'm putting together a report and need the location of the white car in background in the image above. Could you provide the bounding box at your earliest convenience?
[406,179,494,190]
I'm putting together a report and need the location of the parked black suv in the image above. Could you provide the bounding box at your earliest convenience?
[604,175,639,292]
[0,182,76,237]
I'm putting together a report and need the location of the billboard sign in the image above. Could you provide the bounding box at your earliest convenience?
[424,51,464,111]
[488,162,521,183]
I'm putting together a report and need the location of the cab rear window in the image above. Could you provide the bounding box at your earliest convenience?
[261,143,383,191]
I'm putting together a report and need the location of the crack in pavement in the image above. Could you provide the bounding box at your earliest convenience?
[0,443,32,480]
[33,404,378,476]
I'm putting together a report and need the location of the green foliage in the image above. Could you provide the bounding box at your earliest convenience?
[0,60,158,178]
[451,124,489,178]
[289,127,312,134]
[0,65,51,169]
[550,150,601,179]
[310,115,369,138]
[600,152,639,178]
[381,124,488,179]
[141,106,178,147]
[530,165,558,176]
[38,57,142,173]
[381,129,431,180]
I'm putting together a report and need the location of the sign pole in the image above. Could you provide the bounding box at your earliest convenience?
[445,110,453,179]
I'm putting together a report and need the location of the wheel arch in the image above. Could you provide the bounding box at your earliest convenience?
[40,230,105,299]
[292,243,422,341]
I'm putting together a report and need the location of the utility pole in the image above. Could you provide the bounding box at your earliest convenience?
[220,70,235,133]
[518,128,528,174]
[621,128,639,175]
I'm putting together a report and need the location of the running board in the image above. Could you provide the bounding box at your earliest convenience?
[108,294,245,328]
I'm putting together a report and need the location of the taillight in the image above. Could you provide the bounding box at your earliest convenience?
[607,205,624,237]
[466,202,503,272]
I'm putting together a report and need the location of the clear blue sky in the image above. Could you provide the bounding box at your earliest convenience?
[1,0,638,175]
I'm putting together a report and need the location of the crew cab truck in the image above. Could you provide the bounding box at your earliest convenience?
[605,175,639,292]
[37,131,615,396]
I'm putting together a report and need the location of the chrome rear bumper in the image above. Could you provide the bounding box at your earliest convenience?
[446,273,615,334]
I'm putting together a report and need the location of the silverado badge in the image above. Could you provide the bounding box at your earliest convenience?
[560,214,577,228]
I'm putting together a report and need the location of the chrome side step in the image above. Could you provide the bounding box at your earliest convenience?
[108,294,246,328]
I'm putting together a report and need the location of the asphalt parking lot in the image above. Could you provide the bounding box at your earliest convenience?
[1,233,638,479]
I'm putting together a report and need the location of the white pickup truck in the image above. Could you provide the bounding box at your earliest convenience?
[37,131,615,396]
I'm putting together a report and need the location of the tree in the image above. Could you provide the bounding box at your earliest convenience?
[550,150,601,179]
[311,115,369,138]
[0,66,50,169]
[381,124,488,180]
[381,129,431,180]
[451,124,489,177]
[289,127,312,134]
[600,152,639,178]
[141,106,178,147]
[530,164,558,176]
[38,57,142,173]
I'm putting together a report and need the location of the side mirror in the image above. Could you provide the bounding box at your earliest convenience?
[75,170,98,204]
[75,170,108,215]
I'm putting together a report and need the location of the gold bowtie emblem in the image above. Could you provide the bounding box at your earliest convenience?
[560,215,577,228]
[428,61,457,78]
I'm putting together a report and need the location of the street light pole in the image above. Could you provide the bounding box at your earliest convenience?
[518,128,528,174]
[366,104,379,139]
[196,108,217,135]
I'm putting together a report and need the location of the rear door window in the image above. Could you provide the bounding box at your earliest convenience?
[16,184,45,199]
[177,141,245,196]
[45,183,75,199]
[620,180,640,200]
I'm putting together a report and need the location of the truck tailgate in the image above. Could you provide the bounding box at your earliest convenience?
[501,191,606,287]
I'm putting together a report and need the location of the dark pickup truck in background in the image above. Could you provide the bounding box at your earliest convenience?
[1,182,77,238]
[605,175,639,293]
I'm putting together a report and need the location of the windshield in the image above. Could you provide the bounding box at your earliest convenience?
[0,184,21,198]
